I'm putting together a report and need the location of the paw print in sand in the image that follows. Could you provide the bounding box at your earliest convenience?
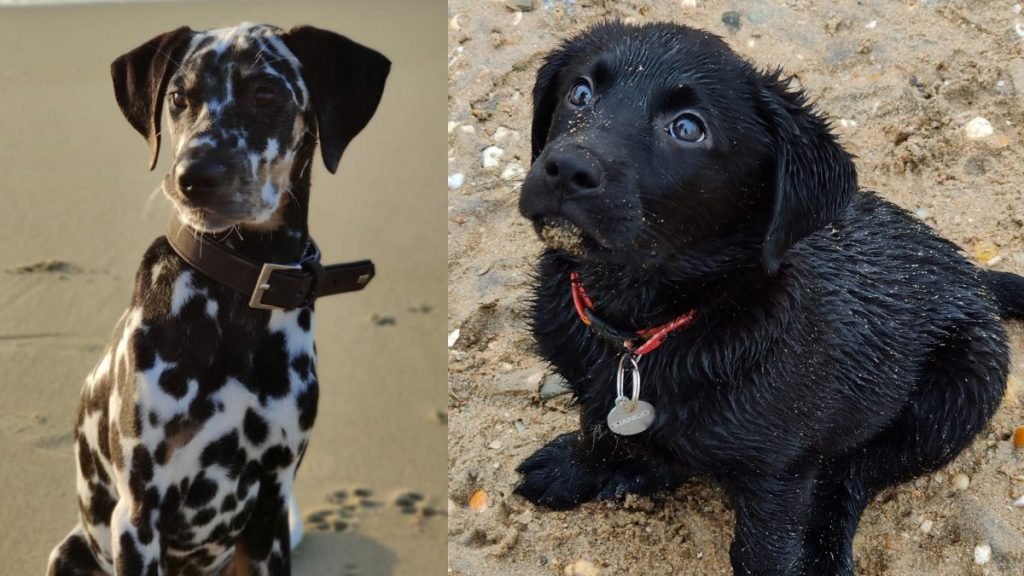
[305,486,445,534]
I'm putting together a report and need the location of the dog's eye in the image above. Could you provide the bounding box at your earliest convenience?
[252,84,277,107]
[567,79,593,108]
[169,92,188,111]
[668,113,706,143]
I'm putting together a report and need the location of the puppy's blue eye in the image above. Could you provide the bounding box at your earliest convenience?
[567,80,593,107]
[668,113,706,143]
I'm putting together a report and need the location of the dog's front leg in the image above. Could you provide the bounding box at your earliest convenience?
[110,490,163,575]
[231,470,294,575]
[515,428,688,509]
[725,474,816,576]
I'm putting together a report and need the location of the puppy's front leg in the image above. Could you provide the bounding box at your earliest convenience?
[726,475,815,576]
[111,492,163,575]
[231,471,293,575]
[515,428,687,509]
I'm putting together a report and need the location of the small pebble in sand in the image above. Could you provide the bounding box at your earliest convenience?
[564,559,601,576]
[964,117,994,139]
[920,519,933,534]
[501,163,525,181]
[952,473,970,491]
[1013,426,1024,448]
[488,440,502,450]
[1012,495,1024,508]
[493,126,519,143]
[970,239,1000,265]
[974,543,992,565]
[469,490,490,512]
[539,373,572,400]
[448,329,461,348]
[915,208,930,219]
[482,145,504,168]
[721,11,741,33]
[865,20,878,29]
[448,173,465,190]
[525,371,545,388]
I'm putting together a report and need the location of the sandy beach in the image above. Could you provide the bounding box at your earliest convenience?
[0,1,445,575]
[448,1,1024,575]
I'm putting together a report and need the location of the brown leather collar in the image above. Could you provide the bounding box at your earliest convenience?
[165,218,374,310]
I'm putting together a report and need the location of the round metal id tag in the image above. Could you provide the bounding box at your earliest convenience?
[606,354,656,436]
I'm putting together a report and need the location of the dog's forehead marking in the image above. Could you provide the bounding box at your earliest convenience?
[178,23,308,110]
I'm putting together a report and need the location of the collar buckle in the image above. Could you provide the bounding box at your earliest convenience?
[249,262,302,310]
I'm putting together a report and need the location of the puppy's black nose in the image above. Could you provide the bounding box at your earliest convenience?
[543,151,604,198]
[176,158,227,200]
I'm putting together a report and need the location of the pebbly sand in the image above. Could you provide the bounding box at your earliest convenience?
[447,1,1024,575]
[0,1,445,575]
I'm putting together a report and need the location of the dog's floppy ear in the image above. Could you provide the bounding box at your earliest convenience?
[528,27,598,161]
[111,26,193,171]
[283,26,390,174]
[531,34,594,161]
[758,71,857,275]
[531,54,567,162]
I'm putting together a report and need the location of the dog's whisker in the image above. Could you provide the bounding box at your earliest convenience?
[258,56,297,68]
[298,155,313,180]
[252,46,266,65]
[154,47,183,68]
[142,185,166,219]
[468,173,527,193]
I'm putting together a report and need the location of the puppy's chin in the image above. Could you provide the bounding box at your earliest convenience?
[165,186,290,235]
[536,217,587,258]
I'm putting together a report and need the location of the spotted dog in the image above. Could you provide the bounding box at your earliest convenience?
[46,23,389,575]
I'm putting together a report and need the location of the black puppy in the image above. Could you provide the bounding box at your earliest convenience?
[516,21,1024,576]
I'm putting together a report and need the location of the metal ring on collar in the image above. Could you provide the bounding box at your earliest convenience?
[615,353,642,412]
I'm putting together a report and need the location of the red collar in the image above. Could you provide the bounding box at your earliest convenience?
[570,271,697,356]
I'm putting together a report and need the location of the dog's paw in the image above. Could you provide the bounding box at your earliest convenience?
[514,432,609,509]
[288,493,304,550]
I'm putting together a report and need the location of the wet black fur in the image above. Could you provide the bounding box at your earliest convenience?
[515,21,1024,576]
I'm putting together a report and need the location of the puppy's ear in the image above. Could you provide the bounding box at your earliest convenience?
[531,37,591,161]
[284,26,390,174]
[111,26,193,171]
[758,71,857,274]
[531,57,565,161]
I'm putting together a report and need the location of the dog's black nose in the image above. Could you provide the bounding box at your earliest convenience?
[176,159,228,199]
[543,151,604,199]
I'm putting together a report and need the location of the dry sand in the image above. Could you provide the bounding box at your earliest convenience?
[447,1,1024,575]
[0,1,445,575]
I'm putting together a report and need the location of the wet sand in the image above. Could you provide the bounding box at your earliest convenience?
[0,1,445,574]
[447,1,1024,574]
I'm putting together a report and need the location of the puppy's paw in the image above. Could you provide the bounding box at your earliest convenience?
[514,432,607,509]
